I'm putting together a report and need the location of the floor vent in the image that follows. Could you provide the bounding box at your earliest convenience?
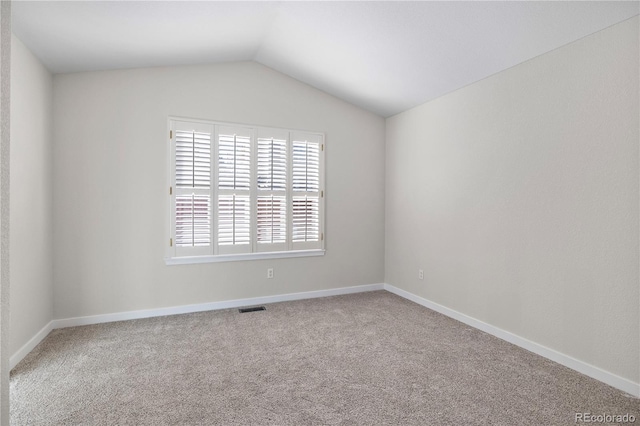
[239,306,266,313]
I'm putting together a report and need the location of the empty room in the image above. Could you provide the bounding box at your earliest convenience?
[3,1,639,424]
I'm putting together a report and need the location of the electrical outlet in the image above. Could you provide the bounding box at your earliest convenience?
[267,268,274,279]
[418,269,424,280]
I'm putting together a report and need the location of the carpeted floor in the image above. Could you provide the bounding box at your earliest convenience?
[10,291,639,425]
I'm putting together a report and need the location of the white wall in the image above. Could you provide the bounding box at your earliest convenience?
[10,36,53,355]
[385,17,639,385]
[53,62,385,319]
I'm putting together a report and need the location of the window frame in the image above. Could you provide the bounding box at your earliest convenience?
[166,117,325,265]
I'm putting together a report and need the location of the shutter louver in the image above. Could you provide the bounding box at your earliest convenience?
[257,196,287,244]
[175,131,211,189]
[218,195,251,245]
[219,133,251,190]
[292,141,320,192]
[292,196,319,242]
[257,138,287,191]
[175,195,211,247]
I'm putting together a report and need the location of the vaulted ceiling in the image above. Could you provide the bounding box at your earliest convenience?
[12,1,639,117]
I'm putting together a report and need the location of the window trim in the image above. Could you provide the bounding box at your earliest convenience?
[165,116,325,265]
[165,249,325,265]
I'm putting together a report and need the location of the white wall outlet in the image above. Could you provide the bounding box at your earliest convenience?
[418,269,424,280]
[267,268,274,279]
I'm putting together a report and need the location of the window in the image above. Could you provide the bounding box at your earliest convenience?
[167,118,324,264]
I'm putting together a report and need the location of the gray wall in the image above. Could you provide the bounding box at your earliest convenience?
[0,2,10,422]
[52,61,386,319]
[10,36,53,356]
[385,17,639,384]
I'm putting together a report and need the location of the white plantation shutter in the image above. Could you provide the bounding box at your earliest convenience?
[291,132,323,250]
[175,130,211,189]
[292,196,319,242]
[257,196,287,244]
[168,119,323,261]
[256,129,288,251]
[218,132,251,190]
[170,121,214,256]
[217,126,253,254]
[175,195,211,246]
[292,140,320,192]
[257,136,287,191]
[218,195,251,245]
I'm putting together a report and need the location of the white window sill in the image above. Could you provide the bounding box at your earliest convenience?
[165,249,325,265]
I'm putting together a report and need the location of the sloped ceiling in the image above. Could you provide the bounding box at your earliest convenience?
[12,1,639,117]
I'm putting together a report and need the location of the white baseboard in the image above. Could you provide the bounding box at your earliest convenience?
[384,283,640,398]
[12,283,384,369]
[10,320,54,371]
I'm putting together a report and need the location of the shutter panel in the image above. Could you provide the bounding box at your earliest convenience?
[170,121,214,257]
[256,132,288,251]
[216,126,253,254]
[257,196,287,244]
[175,130,211,189]
[292,196,319,242]
[292,140,320,192]
[175,194,211,247]
[257,137,287,191]
[218,195,251,246]
[291,133,323,249]
[219,133,251,190]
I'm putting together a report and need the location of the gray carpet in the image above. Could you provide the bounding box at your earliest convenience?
[10,291,639,425]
